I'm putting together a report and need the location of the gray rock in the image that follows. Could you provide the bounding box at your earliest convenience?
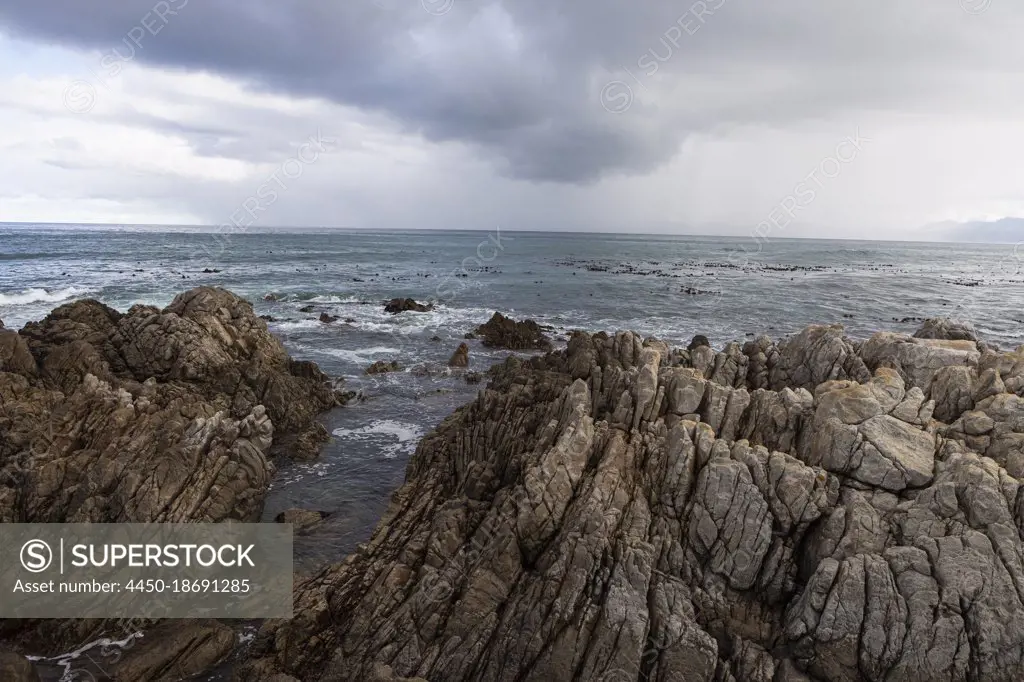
[241,324,1024,682]
[860,332,980,392]
[913,317,983,345]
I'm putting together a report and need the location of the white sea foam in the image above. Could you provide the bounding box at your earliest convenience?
[271,319,323,331]
[0,286,92,306]
[317,346,401,364]
[332,419,425,459]
[270,461,333,490]
[27,630,144,680]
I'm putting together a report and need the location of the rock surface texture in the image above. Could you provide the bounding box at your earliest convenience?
[475,312,553,351]
[385,298,434,314]
[0,288,345,663]
[0,287,344,525]
[241,320,1024,682]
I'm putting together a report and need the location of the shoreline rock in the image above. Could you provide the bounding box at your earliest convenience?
[367,360,402,375]
[385,298,434,314]
[474,312,553,351]
[0,287,348,660]
[447,342,469,368]
[240,318,1024,682]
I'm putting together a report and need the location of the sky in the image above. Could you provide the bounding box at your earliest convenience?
[0,0,1022,240]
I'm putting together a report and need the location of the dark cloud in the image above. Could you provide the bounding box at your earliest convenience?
[2,0,1023,182]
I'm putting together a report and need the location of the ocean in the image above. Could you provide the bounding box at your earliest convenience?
[2,224,1022,567]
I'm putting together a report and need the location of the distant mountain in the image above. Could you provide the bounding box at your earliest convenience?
[925,217,1024,243]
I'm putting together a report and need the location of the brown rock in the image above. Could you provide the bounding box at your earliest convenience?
[384,298,433,314]
[366,360,401,375]
[447,343,469,367]
[474,312,552,351]
[275,508,330,532]
[110,619,235,681]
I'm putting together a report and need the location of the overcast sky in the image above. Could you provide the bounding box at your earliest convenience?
[0,0,1022,239]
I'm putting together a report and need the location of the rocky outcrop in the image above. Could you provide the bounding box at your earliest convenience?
[240,322,1024,682]
[367,360,402,375]
[276,508,331,532]
[0,288,348,668]
[0,287,346,524]
[448,343,470,368]
[385,298,434,314]
[860,332,980,392]
[475,312,553,351]
[914,317,986,348]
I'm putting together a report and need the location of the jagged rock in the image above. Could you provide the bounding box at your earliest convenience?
[978,345,1024,395]
[768,324,870,391]
[742,335,779,390]
[708,341,749,388]
[929,365,976,422]
[945,392,1024,476]
[913,317,983,346]
[448,343,470,368]
[0,329,36,376]
[109,619,235,681]
[385,298,433,314]
[475,312,553,351]
[367,360,402,375]
[319,312,340,323]
[801,370,936,491]
[299,305,316,313]
[241,324,1024,682]
[0,288,343,524]
[287,421,332,462]
[687,334,710,351]
[276,508,330,532]
[974,367,1005,402]
[860,332,980,392]
[0,289,348,663]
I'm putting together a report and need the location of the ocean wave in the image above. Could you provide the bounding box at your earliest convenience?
[332,419,425,459]
[317,346,401,364]
[270,319,324,331]
[0,286,92,306]
[281,292,366,303]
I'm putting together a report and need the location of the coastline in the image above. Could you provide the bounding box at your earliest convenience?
[3,287,1024,680]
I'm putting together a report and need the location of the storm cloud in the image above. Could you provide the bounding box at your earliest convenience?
[0,1,1022,234]
[2,0,1021,182]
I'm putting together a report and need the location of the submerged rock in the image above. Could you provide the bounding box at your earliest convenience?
[385,298,434,314]
[366,360,402,375]
[241,323,1024,682]
[475,312,553,351]
[448,342,470,368]
[275,508,330,532]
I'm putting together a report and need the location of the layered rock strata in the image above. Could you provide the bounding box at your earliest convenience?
[0,287,345,665]
[241,320,1024,682]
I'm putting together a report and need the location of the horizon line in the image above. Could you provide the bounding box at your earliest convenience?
[0,221,1019,247]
